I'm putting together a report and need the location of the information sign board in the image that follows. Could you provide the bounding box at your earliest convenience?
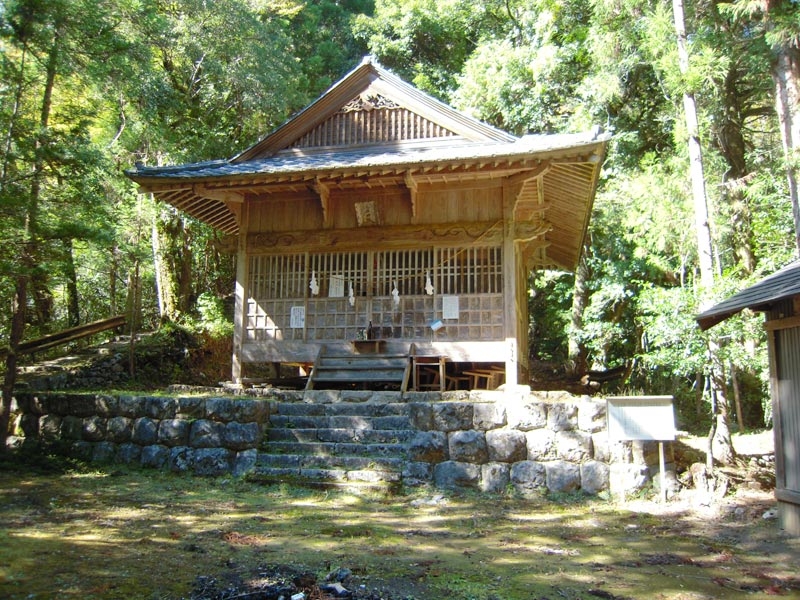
[607,396,676,441]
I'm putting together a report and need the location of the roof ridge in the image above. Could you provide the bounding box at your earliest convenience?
[231,57,516,163]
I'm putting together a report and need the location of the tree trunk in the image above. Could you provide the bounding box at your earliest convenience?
[695,371,704,416]
[718,63,757,273]
[731,364,745,432]
[672,0,736,466]
[126,258,141,378]
[64,239,80,327]
[568,244,590,375]
[710,359,736,465]
[1,276,28,451]
[110,244,119,316]
[125,260,142,336]
[28,25,62,328]
[1,23,62,448]
[768,1,800,254]
[1,43,27,184]
[152,206,193,323]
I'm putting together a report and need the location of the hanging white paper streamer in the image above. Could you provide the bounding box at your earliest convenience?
[425,271,434,296]
[309,270,319,296]
[348,281,355,306]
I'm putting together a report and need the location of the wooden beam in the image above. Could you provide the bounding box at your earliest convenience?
[509,163,552,215]
[501,182,518,389]
[214,235,238,254]
[504,161,551,188]
[0,315,126,359]
[231,201,250,383]
[193,184,244,203]
[518,239,551,267]
[136,183,192,194]
[248,220,505,252]
[765,315,800,331]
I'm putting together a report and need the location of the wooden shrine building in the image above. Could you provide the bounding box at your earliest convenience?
[697,260,800,535]
[127,57,608,391]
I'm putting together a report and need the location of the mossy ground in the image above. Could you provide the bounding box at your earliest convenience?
[0,452,798,600]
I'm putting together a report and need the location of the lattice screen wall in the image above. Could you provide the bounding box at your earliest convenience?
[245,246,504,342]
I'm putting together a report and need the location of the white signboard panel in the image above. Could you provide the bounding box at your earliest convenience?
[290,306,305,329]
[442,295,459,320]
[328,275,345,298]
[607,396,676,441]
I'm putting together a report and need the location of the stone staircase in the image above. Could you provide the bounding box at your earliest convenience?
[250,396,417,490]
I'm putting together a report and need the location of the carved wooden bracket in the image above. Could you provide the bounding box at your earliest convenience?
[310,178,331,227]
[404,172,418,221]
[514,221,552,243]
[507,161,552,214]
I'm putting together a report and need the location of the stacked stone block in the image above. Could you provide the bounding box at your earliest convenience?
[12,387,657,495]
[13,393,268,476]
[405,390,611,495]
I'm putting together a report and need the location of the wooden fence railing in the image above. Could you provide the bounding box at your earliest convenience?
[0,315,127,360]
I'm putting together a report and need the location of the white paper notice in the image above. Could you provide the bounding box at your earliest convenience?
[328,275,345,298]
[290,306,305,329]
[442,295,459,320]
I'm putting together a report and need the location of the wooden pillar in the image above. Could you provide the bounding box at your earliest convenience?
[502,183,519,388]
[231,203,249,383]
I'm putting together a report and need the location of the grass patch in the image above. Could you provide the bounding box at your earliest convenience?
[0,458,798,599]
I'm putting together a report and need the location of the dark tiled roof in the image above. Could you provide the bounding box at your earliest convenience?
[696,259,800,330]
[126,132,604,182]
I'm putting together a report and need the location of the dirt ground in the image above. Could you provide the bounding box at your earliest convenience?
[1,433,798,600]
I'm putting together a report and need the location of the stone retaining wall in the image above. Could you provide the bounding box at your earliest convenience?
[11,393,269,477]
[400,389,619,495]
[10,388,665,495]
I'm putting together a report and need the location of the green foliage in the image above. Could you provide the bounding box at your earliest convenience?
[278,0,372,97]
[121,0,305,162]
[528,271,574,363]
[354,0,505,99]
[454,0,593,133]
[0,0,794,433]
[191,292,234,338]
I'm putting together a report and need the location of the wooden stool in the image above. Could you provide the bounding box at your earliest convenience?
[413,356,446,391]
[444,374,470,390]
[463,368,505,390]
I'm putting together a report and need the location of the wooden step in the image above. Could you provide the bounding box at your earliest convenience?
[306,345,411,392]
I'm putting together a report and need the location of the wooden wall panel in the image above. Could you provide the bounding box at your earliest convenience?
[248,197,323,233]
[415,188,503,224]
[330,190,412,229]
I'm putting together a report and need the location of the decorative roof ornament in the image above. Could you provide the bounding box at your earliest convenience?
[341,93,400,113]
